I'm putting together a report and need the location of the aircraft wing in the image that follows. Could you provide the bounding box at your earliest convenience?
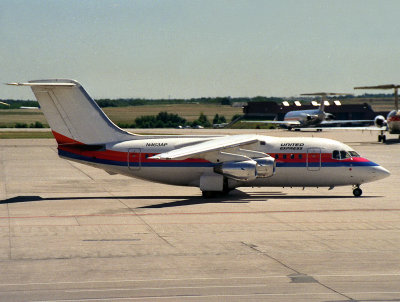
[320,120,373,125]
[304,126,386,131]
[150,135,260,160]
[241,120,301,125]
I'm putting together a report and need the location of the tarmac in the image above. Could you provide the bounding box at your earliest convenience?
[0,129,400,301]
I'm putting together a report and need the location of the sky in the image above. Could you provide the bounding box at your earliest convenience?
[1,0,400,100]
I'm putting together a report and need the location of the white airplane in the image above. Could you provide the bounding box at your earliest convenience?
[354,84,400,143]
[244,93,372,131]
[8,80,390,197]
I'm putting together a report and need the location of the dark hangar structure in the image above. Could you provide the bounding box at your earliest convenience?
[243,101,387,122]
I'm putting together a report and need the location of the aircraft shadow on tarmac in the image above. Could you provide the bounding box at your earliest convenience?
[0,191,379,208]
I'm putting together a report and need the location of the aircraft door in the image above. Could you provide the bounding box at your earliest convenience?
[307,148,321,171]
[128,148,141,170]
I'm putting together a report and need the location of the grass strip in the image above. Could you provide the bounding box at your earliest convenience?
[0,131,54,139]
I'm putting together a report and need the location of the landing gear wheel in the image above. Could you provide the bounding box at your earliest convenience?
[202,191,229,198]
[202,191,215,198]
[382,135,386,143]
[378,135,382,142]
[353,187,362,197]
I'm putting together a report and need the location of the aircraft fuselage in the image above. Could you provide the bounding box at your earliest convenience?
[283,109,325,127]
[387,110,400,134]
[56,132,388,190]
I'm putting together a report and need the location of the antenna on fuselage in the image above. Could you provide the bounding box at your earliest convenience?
[300,92,351,111]
[354,84,400,111]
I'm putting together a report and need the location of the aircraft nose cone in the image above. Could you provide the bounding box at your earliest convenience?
[371,165,391,181]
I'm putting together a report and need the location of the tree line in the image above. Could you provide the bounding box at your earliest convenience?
[117,112,236,128]
[1,94,395,109]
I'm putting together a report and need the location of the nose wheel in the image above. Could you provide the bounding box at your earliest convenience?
[353,185,362,197]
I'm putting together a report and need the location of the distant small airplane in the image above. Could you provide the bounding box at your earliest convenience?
[19,106,39,109]
[244,92,372,131]
[0,101,38,109]
[354,84,400,143]
[8,80,390,197]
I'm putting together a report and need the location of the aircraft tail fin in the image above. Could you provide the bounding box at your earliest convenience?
[9,79,137,145]
[319,99,325,112]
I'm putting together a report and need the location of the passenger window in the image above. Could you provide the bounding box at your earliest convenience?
[275,154,279,159]
[290,154,294,159]
[298,154,302,159]
[283,154,287,159]
[332,150,340,159]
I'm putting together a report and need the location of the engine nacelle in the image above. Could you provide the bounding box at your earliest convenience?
[214,160,257,181]
[325,113,335,121]
[214,157,276,181]
[374,115,386,128]
[306,114,318,121]
[254,157,275,178]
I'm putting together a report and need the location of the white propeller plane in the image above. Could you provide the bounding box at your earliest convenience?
[8,80,390,197]
[243,92,372,131]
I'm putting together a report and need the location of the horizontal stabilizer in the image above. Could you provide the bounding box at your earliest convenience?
[7,82,76,87]
[354,85,400,90]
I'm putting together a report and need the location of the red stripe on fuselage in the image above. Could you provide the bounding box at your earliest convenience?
[52,131,369,165]
[52,131,83,145]
[388,116,400,122]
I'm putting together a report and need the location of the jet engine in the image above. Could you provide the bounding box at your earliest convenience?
[306,114,319,121]
[253,157,275,178]
[325,113,335,120]
[374,115,386,128]
[214,157,275,181]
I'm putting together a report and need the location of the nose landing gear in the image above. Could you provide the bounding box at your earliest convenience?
[353,185,362,197]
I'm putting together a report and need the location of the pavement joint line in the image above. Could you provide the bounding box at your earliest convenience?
[1,273,400,287]
[63,284,275,292]
[28,291,370,302]
[6,204,12,260]
[240,241,355,301]
[2,208,400,220]
[241,241,300,274]
[65,160,96,181]
[108,188,174,248]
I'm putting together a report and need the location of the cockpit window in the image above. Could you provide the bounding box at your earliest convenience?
[333,150,358,160]
[340,151,351,159]
[332,150,340,159]
[349,151,360,157]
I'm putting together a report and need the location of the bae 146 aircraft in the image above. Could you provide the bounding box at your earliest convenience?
[244,92,372,131]
[354,84,400,143]
[8,80,390,197]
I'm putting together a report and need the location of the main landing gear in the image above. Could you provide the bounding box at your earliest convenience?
[352,185,362,197]
[202,190,230,198]
[378,134,386,143]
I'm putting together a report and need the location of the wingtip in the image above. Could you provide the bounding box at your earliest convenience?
[6,82,23,86]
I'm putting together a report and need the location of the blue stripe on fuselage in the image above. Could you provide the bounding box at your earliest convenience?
[58,149,214,167]
[59,149,379,169]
